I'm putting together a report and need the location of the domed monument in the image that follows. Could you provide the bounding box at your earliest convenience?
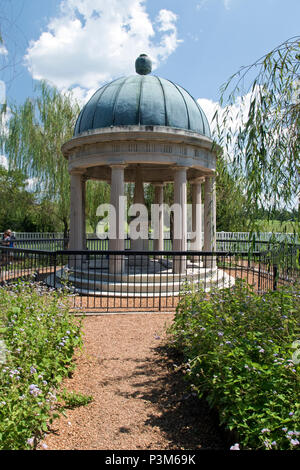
[61,55,223,296]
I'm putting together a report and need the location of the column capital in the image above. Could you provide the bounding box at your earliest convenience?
[190,177,205,184]
[110,163,127,169]
[174,165,188,172]
[69,168,84,175]
[204,173,216,180]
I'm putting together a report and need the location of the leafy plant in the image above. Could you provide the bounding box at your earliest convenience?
[0,280,83,449]
[168,280,300,450]
[60,389,93,409]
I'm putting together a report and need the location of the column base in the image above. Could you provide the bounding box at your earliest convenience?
[109,254,125,274]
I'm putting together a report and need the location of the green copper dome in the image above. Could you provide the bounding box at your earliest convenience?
[74,57,211,137]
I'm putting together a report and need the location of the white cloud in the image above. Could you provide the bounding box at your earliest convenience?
[197,97,220,132]
[26,177,39,191]
[198,89,256,135]
[196,0,234,10]
[156,9,177,32]
[0,45,8,56]
[196,0,209,10]
[223,0,233,10]
[0,155,8,169]
[24,0,181,99]
[0,80,6,105]
[198,91,254,159]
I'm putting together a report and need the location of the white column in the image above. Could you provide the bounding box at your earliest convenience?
[204,175,216,268]
[153,184,164,252]
[131,167,148,252]
[191,179,203,263]
[109,164,125,273]
[173,167,187,273]
[69,170,86,251]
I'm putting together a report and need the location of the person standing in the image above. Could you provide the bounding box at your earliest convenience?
[1,229,15,264]
[6,229,15,248]
[1,230,10,246]
[1,230,10,265]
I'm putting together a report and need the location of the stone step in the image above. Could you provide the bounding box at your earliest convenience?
[55,269,234,296]
[59,266,216,284]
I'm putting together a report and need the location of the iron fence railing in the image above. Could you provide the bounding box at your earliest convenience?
[1,245,299,312]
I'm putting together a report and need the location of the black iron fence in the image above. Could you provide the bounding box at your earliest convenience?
[1,244,299,313]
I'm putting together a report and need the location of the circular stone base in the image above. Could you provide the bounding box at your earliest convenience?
[49,256,235,297]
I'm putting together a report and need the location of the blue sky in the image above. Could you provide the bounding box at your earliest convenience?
[1,0,299,120]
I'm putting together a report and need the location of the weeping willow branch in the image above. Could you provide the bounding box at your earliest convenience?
[1,81,80,234]
[215,36,300,222]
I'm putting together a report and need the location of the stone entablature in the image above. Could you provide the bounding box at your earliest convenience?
[62,126,218,179]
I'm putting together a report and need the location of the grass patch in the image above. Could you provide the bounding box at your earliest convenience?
[168,280,300,450]
[60,389,93,409]
[255,219,298,234]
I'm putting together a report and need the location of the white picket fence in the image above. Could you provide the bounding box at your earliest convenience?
[1,231,298,243]
[216,231,299,243]
[0,232,64,239]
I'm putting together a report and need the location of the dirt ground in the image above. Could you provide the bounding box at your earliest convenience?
[37,313,227,451]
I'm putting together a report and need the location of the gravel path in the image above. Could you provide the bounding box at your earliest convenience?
[38,313,227,450]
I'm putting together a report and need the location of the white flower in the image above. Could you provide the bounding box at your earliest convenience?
[230,443,240,450]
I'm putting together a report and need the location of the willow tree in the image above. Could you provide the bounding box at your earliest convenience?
[2,81,80,237]
[85,180,111,233]
[215,36,300,231]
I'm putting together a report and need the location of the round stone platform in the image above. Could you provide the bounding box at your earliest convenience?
[50,256,235,297]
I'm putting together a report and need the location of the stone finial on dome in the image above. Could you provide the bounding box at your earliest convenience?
[135,54,152,75]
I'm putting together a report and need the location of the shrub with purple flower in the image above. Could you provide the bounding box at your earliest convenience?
[169,279,300,450]
[0,281,83,449]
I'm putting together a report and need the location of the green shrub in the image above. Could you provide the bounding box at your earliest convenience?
[0,281,83,449]
[168,280,300,450]
[60,389,93,409]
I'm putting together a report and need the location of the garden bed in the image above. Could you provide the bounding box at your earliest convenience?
[0,281,82,449]
[168,279,300,450]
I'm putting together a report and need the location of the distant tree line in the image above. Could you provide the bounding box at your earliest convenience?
[0,165,59,232]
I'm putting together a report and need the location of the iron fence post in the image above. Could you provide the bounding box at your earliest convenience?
[53,253,57,289]
[258,253,261,292]
[273,265,278,291]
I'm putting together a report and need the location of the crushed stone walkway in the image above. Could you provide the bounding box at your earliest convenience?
[38,313,227,450]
